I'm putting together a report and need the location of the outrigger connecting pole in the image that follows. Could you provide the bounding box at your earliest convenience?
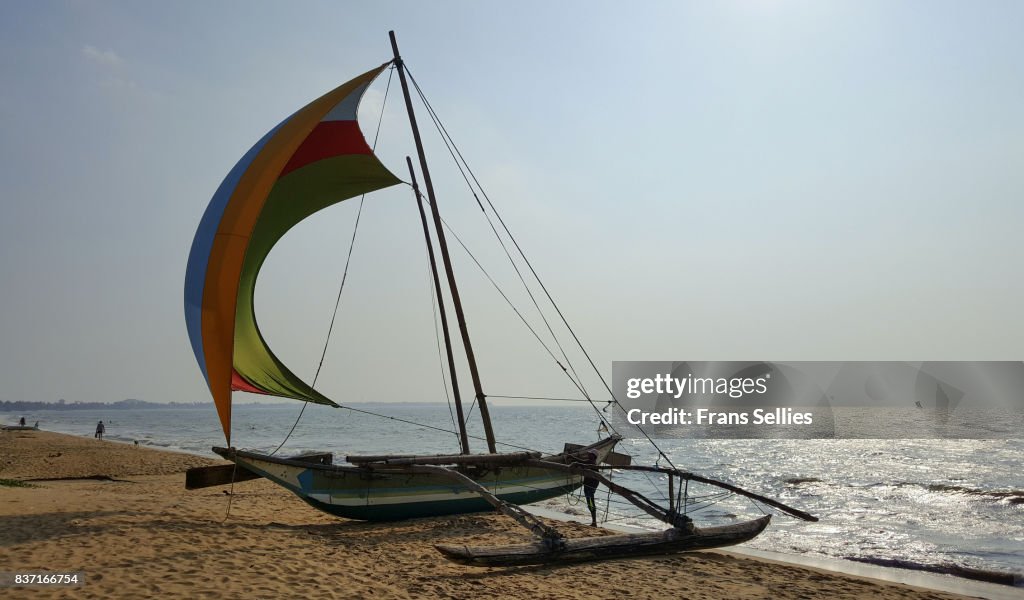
[526,459,694,529]
[556,462,820,523]
[404,465,565,549]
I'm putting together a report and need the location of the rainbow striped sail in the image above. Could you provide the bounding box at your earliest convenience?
[184,63,401,443]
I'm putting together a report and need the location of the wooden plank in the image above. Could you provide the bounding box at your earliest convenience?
[435,516,771,567]
[345,453,419,463]
[347,451,539,466]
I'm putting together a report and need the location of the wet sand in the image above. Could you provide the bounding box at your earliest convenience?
[0,430,972,599]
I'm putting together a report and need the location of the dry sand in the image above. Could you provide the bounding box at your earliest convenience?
[0,430,971,599]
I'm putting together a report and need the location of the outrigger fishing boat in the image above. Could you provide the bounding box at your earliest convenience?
[183,31,816,565]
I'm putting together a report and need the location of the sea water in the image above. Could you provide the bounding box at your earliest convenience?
[5,403,1022,584]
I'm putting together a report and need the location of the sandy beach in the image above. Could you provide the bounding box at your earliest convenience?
[0,430,974,599]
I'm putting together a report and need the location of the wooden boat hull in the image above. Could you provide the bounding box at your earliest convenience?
[213,438,619,522]
[435,515,772,566]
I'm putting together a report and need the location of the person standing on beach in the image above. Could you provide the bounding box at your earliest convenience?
[19,417,26,427]
[95,420,105,440]
[579,449,601,526]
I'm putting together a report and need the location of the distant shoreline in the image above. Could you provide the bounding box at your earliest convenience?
[1,400,572,412]
[1,399,210,411]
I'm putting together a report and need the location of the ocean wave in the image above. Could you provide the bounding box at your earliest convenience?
[784,477,822,485]
[845,557,1022,587]
[903,482,1024,504]
[831,481,1024,505]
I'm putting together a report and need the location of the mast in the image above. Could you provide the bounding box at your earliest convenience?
[406,156,471,454]
[389,30,497,453]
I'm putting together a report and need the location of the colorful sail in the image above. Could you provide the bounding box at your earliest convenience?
[184,62,401,443]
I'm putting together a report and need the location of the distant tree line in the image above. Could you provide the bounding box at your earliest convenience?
[0,399,209,411]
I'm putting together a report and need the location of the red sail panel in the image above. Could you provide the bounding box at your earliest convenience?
[279,121,372,178]
[231,370,270,395]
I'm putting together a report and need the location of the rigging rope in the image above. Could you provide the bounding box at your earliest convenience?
[410,182,603,430]
[407,69,608,421]
[334,403,543,454]
[488,395,603,403]
[403,65,680,503]
[219,460,239,523]
[404,66,680,477]
[425,250,460,442]
[408,185,595,405]
[407,68,593,403]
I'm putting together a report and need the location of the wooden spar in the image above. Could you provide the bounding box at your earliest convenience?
[347,451,539,466]
[406,156,470,454]
[389,31,497,454]
[668,473,675,514]
[684,471,818,522]
[407,464,564,546]
[587,464,819,522]
[526,459,685,526]
[345,453,418,462]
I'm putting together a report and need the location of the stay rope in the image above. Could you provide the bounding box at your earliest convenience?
[409,185,595,406]
[424,249,460,442]
[334,403,542,453]
[404,65,674,501]
[407,68,593,404]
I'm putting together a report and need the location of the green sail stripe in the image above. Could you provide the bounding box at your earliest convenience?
[233,154,401,403]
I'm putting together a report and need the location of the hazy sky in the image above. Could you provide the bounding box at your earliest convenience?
[1,1,1021,407]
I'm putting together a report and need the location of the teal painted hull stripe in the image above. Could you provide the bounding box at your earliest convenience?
[298,485,579,521]
[234,457,581,521]
[302,476,574,496]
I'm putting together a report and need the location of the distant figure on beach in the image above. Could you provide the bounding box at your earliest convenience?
[95,420,105,440]
[33,421,39,428]
[19,417,26,427]
[579,449,601,526]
